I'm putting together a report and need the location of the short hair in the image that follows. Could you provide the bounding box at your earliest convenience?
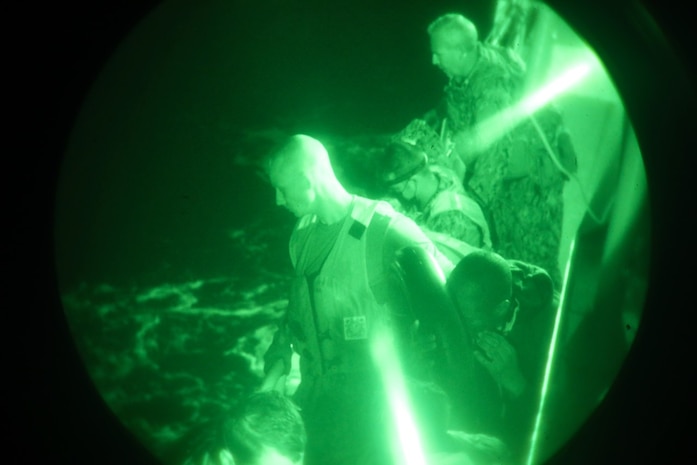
[170,417,233,465]
[265,134,333,182]
[447,250,512,313]
[427,13,478,52]
[224,391,306,465]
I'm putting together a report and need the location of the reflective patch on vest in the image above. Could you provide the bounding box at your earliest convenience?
[348,220,367,240]
[343,315,368,340]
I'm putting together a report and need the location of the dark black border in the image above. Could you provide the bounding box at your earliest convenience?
[22,4,165,464]
[17,0,695,463]
[543,0,695,463]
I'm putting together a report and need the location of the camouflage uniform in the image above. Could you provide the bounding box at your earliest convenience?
[438,43,576,288]
[392,118,466,181]
[411,165,492,251]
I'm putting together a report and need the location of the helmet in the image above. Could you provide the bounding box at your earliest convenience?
[378,140,429,187]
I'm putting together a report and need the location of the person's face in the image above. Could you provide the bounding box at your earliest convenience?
[388,177,418,204]
[269,162,314,218]
[451,286,509,335]
[459,306,498,336]
[430,30,467,79]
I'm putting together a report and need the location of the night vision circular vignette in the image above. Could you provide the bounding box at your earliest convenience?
[50,1,691,464]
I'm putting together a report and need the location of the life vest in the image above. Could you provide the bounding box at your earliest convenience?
[285,196,470,397]
[286,197,406,385]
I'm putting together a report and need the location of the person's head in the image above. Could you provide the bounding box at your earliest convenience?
[265,134,343,218]
[446,250,514,335]
[224,391,306,465]
[427,13,479,79]
[180,446,233,465]
[173,418,234,465]
[379,140,436,209]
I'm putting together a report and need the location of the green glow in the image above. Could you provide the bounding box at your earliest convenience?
[520,63,593,114]
[53,2,651,462]
[426,246,448,285]
[135,280,203,305]
[525,237,576,465]
[370,327,427,465]
[600,125,648,267]
[471,61,593,154]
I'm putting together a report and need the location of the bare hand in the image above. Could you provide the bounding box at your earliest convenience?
[259,359,286,393]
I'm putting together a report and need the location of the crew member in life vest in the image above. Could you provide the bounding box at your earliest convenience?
[259,134,453,465]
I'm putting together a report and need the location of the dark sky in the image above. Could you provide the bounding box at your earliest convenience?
[52,0,499,291]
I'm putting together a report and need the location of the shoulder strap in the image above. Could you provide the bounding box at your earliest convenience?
[289,214,318,270]
[365,206,393,297]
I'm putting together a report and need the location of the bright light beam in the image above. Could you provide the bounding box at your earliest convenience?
[464,61,593,155]
[370,326,427,465]
[525,237,576,465]
[521,62,593,114]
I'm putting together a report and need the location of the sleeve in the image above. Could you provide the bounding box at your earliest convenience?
[382,213,436,258]
[451,82,516,167]
[474,85,512,123]
[426,210,485,249]
[381,212,455,276]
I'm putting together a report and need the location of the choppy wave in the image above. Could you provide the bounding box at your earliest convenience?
[61,273,292,459]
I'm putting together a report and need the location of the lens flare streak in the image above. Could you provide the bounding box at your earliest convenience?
[525,237,576,465]
[467,61,593,155]
[370,327,427,465]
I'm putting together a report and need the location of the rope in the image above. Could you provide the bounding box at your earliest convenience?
[528,113,616,225]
